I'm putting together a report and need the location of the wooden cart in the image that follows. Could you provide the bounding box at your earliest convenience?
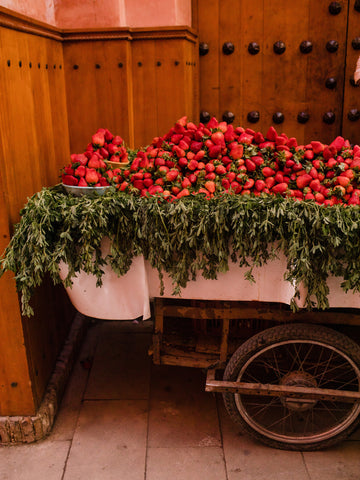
[149,297,360,451]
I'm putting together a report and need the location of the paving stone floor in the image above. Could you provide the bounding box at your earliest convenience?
[1,319,360,480]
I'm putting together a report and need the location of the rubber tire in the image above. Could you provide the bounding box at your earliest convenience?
[223,323,360,451]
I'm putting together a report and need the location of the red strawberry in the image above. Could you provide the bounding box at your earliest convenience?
[78,177,88,187]
[252,156,264,166]
[265,177,275,189]
[71,153,88,165]
[254,132,265,144]
[112,135,123,146]
[205,181,216,193]
[274,172,283,183]
[166,170,179,182]
[62,174,78,186]
[255,179,266,191]
[99,177,110,186]
[296,174,312,189]
[272,183,288,194]
[311,141,324,154]
[92,131,105,147]
[243,178,255,190]
[337,176,350,187]
[314,192,325,204]
[188,159,198,171]
[262,167,275,177]
[64,166,75,175]
[211,131,225,145]
[188,174,197,184]
[178,157,188,169]
[221,178,230,189]
[230,181,242,194]
[238,133,254,144]
[177,188,190,198]
[309,179,321,192]
[104,129,114,142]
[207,117,219,129]
[266,126,278,141]
[208,145,222,158]
[229,145,244,160]
[215,165,227,175]
[75,165,86,177]
[149,185,164,195]
[305,193,315,200]
[99,147,109,158]
[304,150,314,161]
[286,137,298,148]
[85,168,99,185]
[326,158,337,169]
[194,150,206,161]
[323,146,337,161]
[329,136,345,152]
[245,159,256,172]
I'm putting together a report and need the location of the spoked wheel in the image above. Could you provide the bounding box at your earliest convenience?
[223,323,360,450]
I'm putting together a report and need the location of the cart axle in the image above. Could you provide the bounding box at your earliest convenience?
[205,369,360,403]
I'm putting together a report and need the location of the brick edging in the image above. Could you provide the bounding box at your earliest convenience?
[0,313,88,444]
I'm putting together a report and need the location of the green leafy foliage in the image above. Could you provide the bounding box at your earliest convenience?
[1,185,360,316]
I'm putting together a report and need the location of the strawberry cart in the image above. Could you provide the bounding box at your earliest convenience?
[59,243,360,452]
[4,118,360,452]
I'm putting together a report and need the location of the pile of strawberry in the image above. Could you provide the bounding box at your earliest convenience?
[114,116,360,206]
[62,128,128,187]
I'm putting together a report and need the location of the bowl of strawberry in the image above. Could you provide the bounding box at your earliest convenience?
[62,128,129,195]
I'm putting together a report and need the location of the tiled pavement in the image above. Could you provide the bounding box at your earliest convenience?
[1,319,360,480]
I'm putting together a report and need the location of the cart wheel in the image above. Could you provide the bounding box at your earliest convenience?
[223,323,360,451]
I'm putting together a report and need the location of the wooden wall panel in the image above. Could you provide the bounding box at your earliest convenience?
[0,169,35,416]
[0,24,75,415]
[0,27,70,225]
[196,0,351,145]
[131,39,157,147]
[63,38,134,153]
[197,0,220,120]
[132,36,198,146]
[342,2,360,145]
[304,0,348,144]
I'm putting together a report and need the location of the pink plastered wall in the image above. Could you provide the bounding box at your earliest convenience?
[1,0,192,28]
[124,0,191,28]
[1,0,56,25]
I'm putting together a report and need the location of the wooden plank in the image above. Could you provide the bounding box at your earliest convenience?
[159,301,360,326]
[0,166,35,415]
[154,38,188,135]
[160,349,220,368]
[0,26,76,414]
[218,0,242,124]
[63,39,133,153]
[262,0,310,141]
[131,38,157,147]
[152,297,164,364]
[197,0,220,120]
[219,317,230,363]
[305,0,348,144]
[239,0,264,129]
[342,5,360,144]
[205,379,360,403]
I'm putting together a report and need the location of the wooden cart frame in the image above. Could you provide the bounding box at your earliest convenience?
[150,298,360,451]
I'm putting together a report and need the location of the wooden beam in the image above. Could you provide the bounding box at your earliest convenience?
[205,377,360,403]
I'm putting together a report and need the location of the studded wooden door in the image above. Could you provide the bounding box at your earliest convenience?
[194,0,360,145]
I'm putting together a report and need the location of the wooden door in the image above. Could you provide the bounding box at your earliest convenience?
[194,0,360,145]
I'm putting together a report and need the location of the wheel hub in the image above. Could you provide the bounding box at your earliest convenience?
[280,370,318,412]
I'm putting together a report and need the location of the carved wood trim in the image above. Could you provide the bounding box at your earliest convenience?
[0,7,197,43]
[0,6,61,41]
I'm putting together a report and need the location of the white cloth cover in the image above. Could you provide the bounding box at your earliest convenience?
[59,246,360,319]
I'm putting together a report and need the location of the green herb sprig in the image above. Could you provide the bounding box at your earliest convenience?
[1,185,360,316]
